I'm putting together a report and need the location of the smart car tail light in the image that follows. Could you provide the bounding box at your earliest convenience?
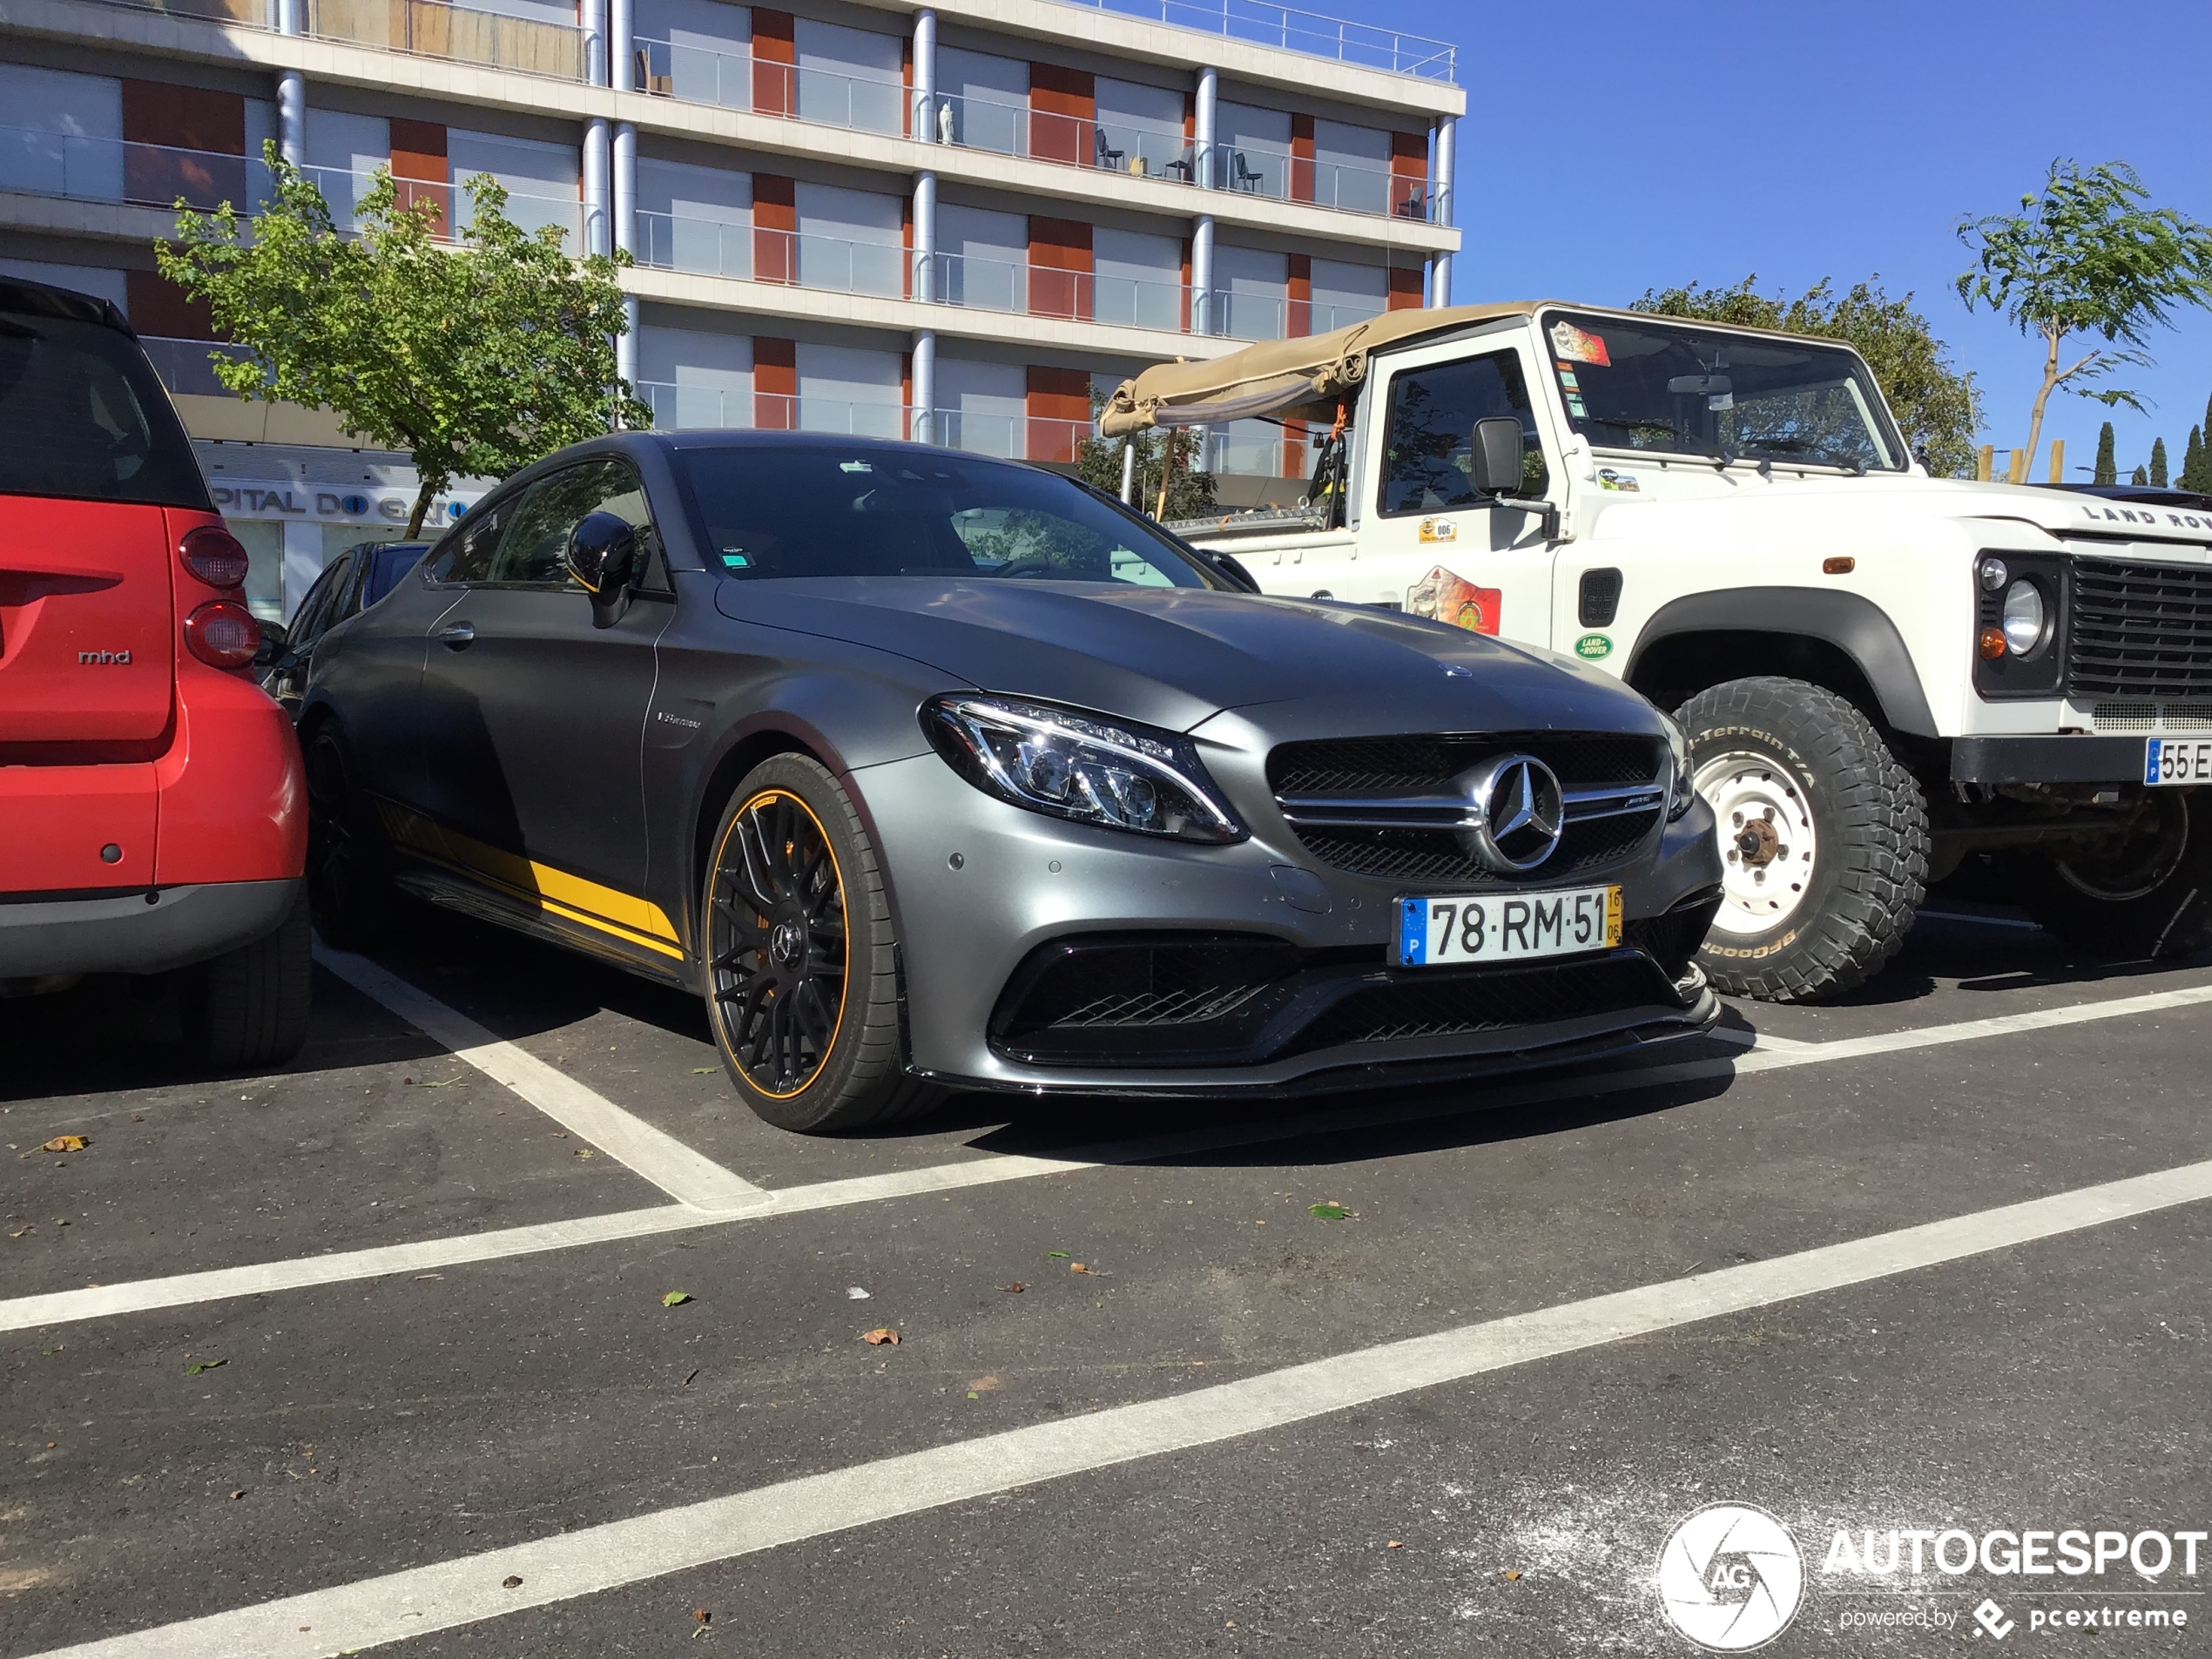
[183,600,260,669]
[923,694,1245,844]
[179,525,251,589]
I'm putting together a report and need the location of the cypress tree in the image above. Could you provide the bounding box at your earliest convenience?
[2150,437,2169,488]
[2094,421,2117,485]
[2134,465,2150,485]
[2183,426,2206,494]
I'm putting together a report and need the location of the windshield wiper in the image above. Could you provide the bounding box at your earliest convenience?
[1580,415,1725,460]
[1737,438,1869,475]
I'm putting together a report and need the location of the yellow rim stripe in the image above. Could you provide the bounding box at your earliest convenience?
[708,788,851,1101]
[379,804,684,960]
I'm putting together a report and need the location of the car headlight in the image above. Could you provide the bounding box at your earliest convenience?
[921,693,1247,844]
[1659,710,1696,820]
[2001,577,2048,656]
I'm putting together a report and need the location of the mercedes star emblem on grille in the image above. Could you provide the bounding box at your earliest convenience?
[1458,753,1567,873]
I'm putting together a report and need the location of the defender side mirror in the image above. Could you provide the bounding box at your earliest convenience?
[1469,417,1527,496]
[566,511,640,624]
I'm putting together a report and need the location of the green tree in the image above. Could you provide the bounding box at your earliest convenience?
[2150,435,2170,487]
[1076,388,1217,522]
[158,145,646,536]
[2182,425,2206,493]
[2133,464,2150,485]
[2094,419,2118,483]
[1956,158,2212,481]
[1631,274,1982,477]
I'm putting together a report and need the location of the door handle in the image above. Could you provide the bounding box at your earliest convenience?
[436,622,476,650]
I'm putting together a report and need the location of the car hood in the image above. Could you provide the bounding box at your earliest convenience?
[715,577,1658,736]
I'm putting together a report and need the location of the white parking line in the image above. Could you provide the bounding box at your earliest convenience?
[30,1151,2212,1659]
[6,979,2212,1337]
[314,948,766,1212]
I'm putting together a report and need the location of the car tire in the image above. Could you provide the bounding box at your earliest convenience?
[181,891,312,1069]
[2021,790,2212,961]
[1679,676,1927,1001]
[304,726,395,950]
[701,754,942,1134]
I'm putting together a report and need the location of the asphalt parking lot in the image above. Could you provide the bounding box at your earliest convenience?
[5,903,2210,1658]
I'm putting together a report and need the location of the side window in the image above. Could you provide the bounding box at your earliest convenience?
[487,459,656,588]
[1379,352,1550,516]
[287,554,350,647]
[428,497,513,585]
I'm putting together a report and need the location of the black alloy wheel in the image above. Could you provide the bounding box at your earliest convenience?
[303,727,393,948]
[707,787,851,1098]
[700,754,941,1133]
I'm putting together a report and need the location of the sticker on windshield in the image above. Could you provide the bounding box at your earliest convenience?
[1550,321,1610,367]
[1407,566,1501,636]
[1557,368,1581,389]
[1596,469,1640,493]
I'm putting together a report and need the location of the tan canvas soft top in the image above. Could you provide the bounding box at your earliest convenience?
[1098,302,1543,437]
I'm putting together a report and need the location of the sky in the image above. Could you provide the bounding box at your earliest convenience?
[1416,0,2212,482]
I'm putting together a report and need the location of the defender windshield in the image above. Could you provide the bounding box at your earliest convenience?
[1541,310,1905,474]
[674,442,1224,588]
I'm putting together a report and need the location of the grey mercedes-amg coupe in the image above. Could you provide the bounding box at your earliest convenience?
[300,432,1723,1132]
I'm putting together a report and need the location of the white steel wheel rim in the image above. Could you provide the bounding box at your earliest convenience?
[1696,747,1819,936]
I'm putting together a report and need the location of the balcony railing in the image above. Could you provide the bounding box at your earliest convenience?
[307,0,583,78]
[1211,291,1386,341]
[1050,0,1455,83]
[635,209,751,280]
[630,41,905,135]
[751,227,904,297]
[1,125,276,213]
[923,251,1187,332]
[301,163,582,243]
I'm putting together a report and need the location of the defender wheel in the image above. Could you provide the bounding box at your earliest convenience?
[2022,792,2212,961]
[702,754,941,1134]
[303,728,395,949]
[181,892,312,1069]
[1679,677,1927,1001]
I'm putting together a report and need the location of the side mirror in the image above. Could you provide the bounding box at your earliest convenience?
[253,618,289,671]
[566,511,639,600]
[1469,416,1527,496]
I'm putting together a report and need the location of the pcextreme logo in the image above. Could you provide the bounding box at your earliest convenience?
[1658,1503,1805,1651]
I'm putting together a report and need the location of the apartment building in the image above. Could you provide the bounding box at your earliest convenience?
[0,0,1462,617]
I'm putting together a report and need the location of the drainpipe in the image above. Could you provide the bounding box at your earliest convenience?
[1190,212,1214,337]
[582,0,607,86]
[1193,64,1217,191]
[610,0,633,90]
[911,328,935,445]
[913,170,937,303]
[583,120,610,257]
[275,0,304,168]
[612,121,637,388]
[1430,114,1455,305]
[912,9,936,142]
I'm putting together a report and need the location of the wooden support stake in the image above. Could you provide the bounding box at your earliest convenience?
[2048,438,2065,483]
[1978,444,1994,482]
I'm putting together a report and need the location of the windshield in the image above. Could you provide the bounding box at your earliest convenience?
[1541,309,1905,474]
[674,442,1224,588]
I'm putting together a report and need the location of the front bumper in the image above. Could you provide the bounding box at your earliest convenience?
[0,878,300,978]
[852,751,1723,1092]
[1949,734,2153,785]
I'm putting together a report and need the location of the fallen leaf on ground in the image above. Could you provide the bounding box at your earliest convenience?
[1069,1262,1091,1274]
[846,1286,871,1299]
[1387,1540,1403,1549]
[1001,1283,1026,1293]
[1045,1251,1071,1259]
[184,1359,227,1375]
[41,1136,87,1153]
[662,1291,692,1307]
[1308,1203,1358,1220]
[229,1490,246,1500]
[502,1575,523,1588]
[968,1375,1000,1392]
[574,1149,597,1159]
[416,1076,463,1089]
[691,1068,718,1075]
[8,1228,30,1238]
[861,1327,900,1345]
[693,1608,710,1624]
[682,1369,698,1387]
[1503,1568,1521,1581]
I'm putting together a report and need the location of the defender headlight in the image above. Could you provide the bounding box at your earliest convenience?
[1660,710,1696,820]
[922,694,1247,844]
[2001,578,2048,656]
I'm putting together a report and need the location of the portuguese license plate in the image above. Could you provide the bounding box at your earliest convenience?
[1394,885,1622,968]
[2146,737,2212,786]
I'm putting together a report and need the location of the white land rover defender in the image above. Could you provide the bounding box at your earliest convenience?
[1103,302,2212,1001]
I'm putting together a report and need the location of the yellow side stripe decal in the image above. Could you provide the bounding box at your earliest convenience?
[378,804,684,959]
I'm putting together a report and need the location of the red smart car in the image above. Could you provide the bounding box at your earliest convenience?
[0,276,308,1065]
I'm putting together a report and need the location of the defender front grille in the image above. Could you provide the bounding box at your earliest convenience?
[1267,732,1669,887]
[2068,557,2212,701]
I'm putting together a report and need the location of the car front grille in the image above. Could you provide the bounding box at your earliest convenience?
[1286,956,1673,1053]
[2068,557,2212,701]
[1266,732,1669,887]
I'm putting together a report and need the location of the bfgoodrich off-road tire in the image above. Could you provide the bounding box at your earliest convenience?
[1680,677,1927,1001]
[701,754,942,1134]
[2022,791,2212,961]
[181,892,312,1069]
[303,727,396,950]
